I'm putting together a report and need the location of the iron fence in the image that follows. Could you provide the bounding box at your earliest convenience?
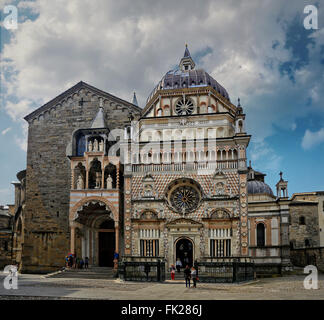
[119,257,165,282]
[194,259,255,283]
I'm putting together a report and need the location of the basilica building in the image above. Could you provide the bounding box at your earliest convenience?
[8,46,321,274]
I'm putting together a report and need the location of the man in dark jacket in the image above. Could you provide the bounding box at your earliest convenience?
[184,265,191,288]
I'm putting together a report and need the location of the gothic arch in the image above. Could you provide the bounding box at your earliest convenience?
[70,196,118,223]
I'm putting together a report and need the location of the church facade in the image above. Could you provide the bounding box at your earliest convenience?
[11,47,302,273]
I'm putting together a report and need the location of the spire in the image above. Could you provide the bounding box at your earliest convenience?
[184,43,191,58]
[91,106,106,129]
[179,44,195,71]
[132,92,138,107]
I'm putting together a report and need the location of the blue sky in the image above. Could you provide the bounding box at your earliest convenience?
[0,0,324,204]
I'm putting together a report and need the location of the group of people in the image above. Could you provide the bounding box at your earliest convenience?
[65,254,89,269]
[170,258,198,288]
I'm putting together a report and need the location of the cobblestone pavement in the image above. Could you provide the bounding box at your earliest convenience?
[0,274,323,300]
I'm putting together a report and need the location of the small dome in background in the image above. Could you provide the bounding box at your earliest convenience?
[247,180,274,196]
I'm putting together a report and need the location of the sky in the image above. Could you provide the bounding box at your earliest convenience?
[0,0,323,205]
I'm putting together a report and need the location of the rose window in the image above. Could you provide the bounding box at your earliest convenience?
[175,99,194,115]
[166,179,202,214]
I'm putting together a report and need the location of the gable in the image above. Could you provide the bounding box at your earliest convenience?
[24,81,141,123]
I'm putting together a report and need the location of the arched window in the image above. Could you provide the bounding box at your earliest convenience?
[257,223,265,247]
[157,108,163,117]
[104,163,117,189]
[75,131,86,156]
[299,216,306,225]
[89,159,102,189]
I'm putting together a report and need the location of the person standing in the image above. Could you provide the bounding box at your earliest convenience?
[176,258,182,273]
[84,257,89,269]
[184,265,191,288]
[191,267,197,288]
[170,264,176,280]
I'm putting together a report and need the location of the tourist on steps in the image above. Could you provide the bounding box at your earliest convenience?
[184,265,191,288]
[84,257,89,269]
[176,258,182,273]
[170,264,176,280]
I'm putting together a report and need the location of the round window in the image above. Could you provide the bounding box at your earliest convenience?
[175,99,194,115]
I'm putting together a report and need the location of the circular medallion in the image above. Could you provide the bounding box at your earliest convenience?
[170,185,199,213]
[175,98,194,115]
[241,202,246,208]
[241,182,246,187]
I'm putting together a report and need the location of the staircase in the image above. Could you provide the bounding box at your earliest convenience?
[50,267,116,280]
[166,270,186,281]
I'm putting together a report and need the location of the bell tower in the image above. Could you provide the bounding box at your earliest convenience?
[276,171,288,198]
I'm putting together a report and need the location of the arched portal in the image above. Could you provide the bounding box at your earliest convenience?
[70,198,119,267]
[175,237,194,268]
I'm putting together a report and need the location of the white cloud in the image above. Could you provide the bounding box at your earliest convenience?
[301,128,324,150]
[1,127,11,135]
[0,0,323,145]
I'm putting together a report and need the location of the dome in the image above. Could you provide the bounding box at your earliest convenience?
[247,180,274,196]
[146,46,230,104]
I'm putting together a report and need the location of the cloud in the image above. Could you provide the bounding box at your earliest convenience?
[249,139,282,173]
[1,127,11,135]
[301,127,324,150]
[0,0,323,150]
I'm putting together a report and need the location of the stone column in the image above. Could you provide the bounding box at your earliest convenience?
[115,223,119,253]
[85,169,89,189]
[101,165,105,190]
[114,223,119,269]
[116,164,120,189]
[70,226,76,254]
[95,231,99,265]
[89,230,92,263]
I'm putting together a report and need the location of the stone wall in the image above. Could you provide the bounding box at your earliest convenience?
[289,202,320,249]
[290,247,324,272]
[22,82,140,273]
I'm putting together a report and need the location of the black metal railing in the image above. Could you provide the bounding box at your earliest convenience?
[119,256,165,282]
[194,258,255,283]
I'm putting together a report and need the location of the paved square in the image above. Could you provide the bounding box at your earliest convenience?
[0,274,323,300]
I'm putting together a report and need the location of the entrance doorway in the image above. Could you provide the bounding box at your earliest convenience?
[176,238,193,267]
[98,220,115,267]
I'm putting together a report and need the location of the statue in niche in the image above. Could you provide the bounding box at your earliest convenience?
[93,139,99,151]
[95,171,101,189]
[76,175,83,189]
[88,140,93,152]
[99,140,104,152]
[106,174,113,189]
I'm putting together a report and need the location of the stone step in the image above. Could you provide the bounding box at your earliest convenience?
[50,267,116,279]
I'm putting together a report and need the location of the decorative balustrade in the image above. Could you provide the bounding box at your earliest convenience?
[131,160,240,172]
